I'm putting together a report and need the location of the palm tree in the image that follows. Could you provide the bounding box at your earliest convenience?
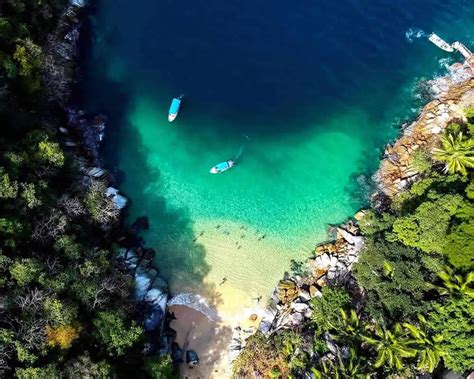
[310,348,372,379]
[361,323,416,371]
[327,309,363,341]
[437,266,474,298]
[403,315,445,373]
[432,132,474,176]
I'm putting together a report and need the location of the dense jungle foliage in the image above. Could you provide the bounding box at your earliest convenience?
[0,1,173,378]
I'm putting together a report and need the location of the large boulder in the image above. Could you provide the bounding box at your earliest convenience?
[277,280,298,304]
[337,228,363,247]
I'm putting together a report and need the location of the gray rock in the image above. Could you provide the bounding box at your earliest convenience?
[106,187,128,209]
[275,312,293,329]
[290,312,305,326]
[70,0,86,7]
[326,269,338,281]
[291,302,309,313]
[258,320,273,333]
[337,227,364,247]
[86,167,106,178]
[298,289,311,302]
[314,253,331,269]
[259,305,278,333]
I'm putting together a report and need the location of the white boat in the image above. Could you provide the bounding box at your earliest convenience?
[210,160,235,174]
[428,33,454,52]
[168,95,183,122]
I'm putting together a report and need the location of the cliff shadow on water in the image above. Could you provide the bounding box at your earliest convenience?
[76,18,226,315]
[77,74,227,317]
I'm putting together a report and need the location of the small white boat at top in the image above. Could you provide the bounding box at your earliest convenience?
[168,95,183,122]
[428,33,454,52]
[210,160,235,174]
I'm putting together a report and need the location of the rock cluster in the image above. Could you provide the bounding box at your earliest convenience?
[116,247,169,353]
[46,3,113,186]
[376,62,474,198]
[259,222,363,334]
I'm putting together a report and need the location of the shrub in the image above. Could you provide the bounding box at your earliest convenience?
[144,355,175,379]
[92,311,143,356]
[232,332,291,378]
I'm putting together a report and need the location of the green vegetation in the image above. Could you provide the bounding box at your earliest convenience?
[432,130,474,176]
[144,355,176,379]
[234,113,474,378]
[93,311,143,357]
[0,2,174,378]
[232,331,308,378]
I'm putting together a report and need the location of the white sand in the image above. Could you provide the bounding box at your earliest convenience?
[167,219,309,378]
[170,297,263,378]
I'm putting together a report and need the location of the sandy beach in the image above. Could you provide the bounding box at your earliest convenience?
[170,287,263,378]
[167,219,290,378]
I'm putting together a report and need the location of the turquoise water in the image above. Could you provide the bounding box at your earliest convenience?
[81,1,474,302]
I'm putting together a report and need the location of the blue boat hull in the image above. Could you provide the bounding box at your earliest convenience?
[168,96,182,122]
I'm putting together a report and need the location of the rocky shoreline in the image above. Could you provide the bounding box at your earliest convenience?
[233,59,474,364]
[43,0,172,357]
[376,62,474,198]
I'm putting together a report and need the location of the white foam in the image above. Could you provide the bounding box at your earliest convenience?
[438,57,454,69]
[405,28,426,43]
[168,293,221,322]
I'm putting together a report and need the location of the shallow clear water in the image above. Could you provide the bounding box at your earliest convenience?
[81,0,474,304]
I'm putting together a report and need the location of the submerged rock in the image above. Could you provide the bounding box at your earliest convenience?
[131,216,150,232]
[143,287,168,332]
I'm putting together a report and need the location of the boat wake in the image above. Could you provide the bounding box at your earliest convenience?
[234,134,250,162]
[405,27,426,43]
